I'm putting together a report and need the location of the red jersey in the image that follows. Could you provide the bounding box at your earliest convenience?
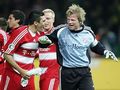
[0,28,9,54]
[0,28,9,80]
[38,30,60,78]
[3,26,44,72]
[39,44,58,67]
[0,28,9,62]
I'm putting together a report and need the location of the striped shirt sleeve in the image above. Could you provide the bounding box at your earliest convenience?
[3,27,28,55]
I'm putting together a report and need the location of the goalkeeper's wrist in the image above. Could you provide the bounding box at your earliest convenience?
[104,50,109,55]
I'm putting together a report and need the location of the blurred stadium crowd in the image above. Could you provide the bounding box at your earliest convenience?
[0,0,120,56]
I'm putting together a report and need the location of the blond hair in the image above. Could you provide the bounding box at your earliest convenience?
[66,4,86,23]
[42,9,55,19]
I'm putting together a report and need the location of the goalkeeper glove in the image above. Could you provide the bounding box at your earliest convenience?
[38,36,52,44]
[104,50,118,61]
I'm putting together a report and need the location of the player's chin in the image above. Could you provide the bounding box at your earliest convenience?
[8,25,13,28]
[44,27,50,30]
[68,26,75,30]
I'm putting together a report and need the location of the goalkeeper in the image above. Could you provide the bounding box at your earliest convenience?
[39,4,118,90]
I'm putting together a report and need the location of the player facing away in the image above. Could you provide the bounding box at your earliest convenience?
[0,10,43,90]
[37,9,60,90]
[0,17,9,84]
[39,4,118,90]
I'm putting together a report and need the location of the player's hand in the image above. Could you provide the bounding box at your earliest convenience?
[104,50,118,61]
[38,36,52,44]
[21,68,42,87]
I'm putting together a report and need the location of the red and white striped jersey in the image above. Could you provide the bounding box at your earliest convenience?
[0,28,9,52]
[38,30,60,78]
[39,44,60,78]
[3,25,44,71]
[39,44,58,67]
[0,28,9,62]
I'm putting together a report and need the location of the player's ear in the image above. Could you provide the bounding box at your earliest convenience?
[34,21,38,26]
[80,21,83,25]
[16,19,20,24]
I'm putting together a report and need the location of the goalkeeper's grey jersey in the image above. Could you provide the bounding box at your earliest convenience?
[49,25,96,68]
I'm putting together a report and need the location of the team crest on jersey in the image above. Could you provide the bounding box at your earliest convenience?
[83,37,88,43]
[8,43,15,50]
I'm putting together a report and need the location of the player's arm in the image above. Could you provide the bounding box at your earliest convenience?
[0,30,9,63]
[38,28,58,46]
[4,53,30,79]
[90,39,105,55]
[90,39,118,61]
[39,25,66,45]
[3,27,30,79]
[86,26,118,61]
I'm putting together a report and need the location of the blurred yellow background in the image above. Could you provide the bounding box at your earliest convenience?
[91,58,120,90]
[34,58,120,90]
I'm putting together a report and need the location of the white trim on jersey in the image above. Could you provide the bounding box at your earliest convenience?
[39,52,57,60]
[21,42,39,49]
[59,67,62,90]
[5,28,28,54]
[40,67,48,75]
[90,39,98,47]
[13,54,34,64]
[0,75,1,81]
[48,78,55,90]
[57,27,66,38]
[28,29,36,37]
[0,29,8,45]
[4,76,10,90]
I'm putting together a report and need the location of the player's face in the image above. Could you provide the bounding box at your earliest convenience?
[35,16,44,32]
[7,14,19,28]
[67,14,80,31]
[43,12,54,31]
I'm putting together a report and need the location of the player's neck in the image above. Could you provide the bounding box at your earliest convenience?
[28,25,37,33]
[12,24,20,29]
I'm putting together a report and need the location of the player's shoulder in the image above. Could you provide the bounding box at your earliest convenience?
[0,28,6,34]
[54,24,67,30]
[10,25,28,37]
[52,24,67,36]
[84,25,92,31]
[83,25,94,34]
[16,25,28,32]
[0,28,7,37]
[13,25,28,33]
[83,25,96,38]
